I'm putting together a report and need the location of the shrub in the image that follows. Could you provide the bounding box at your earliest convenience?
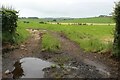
[2,6,18,43]
[23,21,29,23]
[78,23,82,25]
[83,23,87,25]
[39,21,44,24]
[53,19,57,22]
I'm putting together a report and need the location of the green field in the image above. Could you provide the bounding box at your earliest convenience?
[19,17,114,23]
[16,18,114,53]
[59,17,114,23]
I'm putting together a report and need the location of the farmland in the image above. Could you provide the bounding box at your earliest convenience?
[1,0,120,78]
[2,17,119,78]
[59,17,114,23]
[17,17,115,53]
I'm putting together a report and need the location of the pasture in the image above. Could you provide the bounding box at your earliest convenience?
[17,18,114,53]
[59,17,114,23]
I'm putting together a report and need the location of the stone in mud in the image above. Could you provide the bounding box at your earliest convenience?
[21,48,25,50]
[41,49,46,52]
[51,64,57,68]
[5,70,10,74]
[21,45,25,48]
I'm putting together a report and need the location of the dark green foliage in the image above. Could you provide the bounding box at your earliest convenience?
[53,19,57,22]
[83,23,87,25]
[113,1,120,57]
[39,21,45,24]
[57,23,60,25]
[0,10,2,42]
[1,7,18,43]
[23,21,29,23]
[78,23,82,25]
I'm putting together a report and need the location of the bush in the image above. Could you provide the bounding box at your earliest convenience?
[113,1,120,57]
[39,21,45,24]
[23,21,29,23]
[2,6,18,43]
[53,19,57,22]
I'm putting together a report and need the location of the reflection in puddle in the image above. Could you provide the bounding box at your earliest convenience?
[12,57,52,79]
[12,61,24,79]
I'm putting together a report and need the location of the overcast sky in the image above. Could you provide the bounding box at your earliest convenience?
[0,0,119,18]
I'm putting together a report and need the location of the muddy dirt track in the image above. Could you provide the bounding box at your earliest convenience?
[2,29,119,79]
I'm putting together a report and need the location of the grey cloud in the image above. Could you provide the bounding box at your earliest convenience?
[0,0,117,18]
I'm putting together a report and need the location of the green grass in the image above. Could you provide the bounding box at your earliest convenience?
[13,21,30,44]
[41,33,60,52]
[59,17,114,23]
[2,20,30,44]
[16,18,114,53]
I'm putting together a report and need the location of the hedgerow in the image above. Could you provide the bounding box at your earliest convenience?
[113,1,120,57]
[2,7,18,43]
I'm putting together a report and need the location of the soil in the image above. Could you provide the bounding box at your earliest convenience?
[2,29,119,79]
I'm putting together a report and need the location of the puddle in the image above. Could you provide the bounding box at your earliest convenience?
[11,57,52,79]
[4,57,109,78]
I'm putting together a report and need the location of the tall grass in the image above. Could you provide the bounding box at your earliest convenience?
[41,33,60,52]
[15,21,30,44]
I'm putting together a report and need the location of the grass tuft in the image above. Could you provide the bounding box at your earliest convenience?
[41,33,60,52]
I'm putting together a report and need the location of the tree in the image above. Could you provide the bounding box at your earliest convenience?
[113,1,120,57]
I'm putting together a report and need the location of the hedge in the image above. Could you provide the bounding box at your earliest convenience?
[113,1,120,57]
[2,7,18,43]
